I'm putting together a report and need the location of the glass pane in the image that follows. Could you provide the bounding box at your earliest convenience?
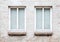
[18,8,24,29]
[44,8,50,29]
[36,8,42,29]
[10,8,17,29]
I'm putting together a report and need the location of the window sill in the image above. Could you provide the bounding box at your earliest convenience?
[8,32,26,36]
[34,32,53,36]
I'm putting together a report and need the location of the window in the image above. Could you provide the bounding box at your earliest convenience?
[34,6,52,36]
[8,6,26,36]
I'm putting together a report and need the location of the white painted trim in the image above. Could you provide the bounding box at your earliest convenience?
[17,8,18,30]
[34,8,36,32]
[9,7,26,32]
[25,8,26,32]
[35,7,52,32]
[9,8,10,30]
[42,8,44,30]
[50,8,52,31]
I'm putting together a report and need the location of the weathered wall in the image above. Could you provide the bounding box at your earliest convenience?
[0,0,60,42]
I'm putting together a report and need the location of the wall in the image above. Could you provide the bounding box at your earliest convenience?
[0,0,60,42]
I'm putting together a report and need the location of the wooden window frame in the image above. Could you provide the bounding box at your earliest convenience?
[8,6,26,36]
[34,6,53,36]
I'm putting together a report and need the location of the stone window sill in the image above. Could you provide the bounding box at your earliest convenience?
[34,32,53,36]
[8,32,26,36]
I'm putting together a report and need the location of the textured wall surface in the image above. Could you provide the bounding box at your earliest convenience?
[0,0,60,42]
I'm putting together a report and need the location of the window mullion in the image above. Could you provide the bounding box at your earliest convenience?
[42,8,44,31]
[17,8,18,30]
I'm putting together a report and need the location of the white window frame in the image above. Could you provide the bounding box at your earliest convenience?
[34,6,52,33]
[9,6,26,32]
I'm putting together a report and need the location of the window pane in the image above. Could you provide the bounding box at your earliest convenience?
[36,8,42,29]
[18,8,24,29]
[44,8,50,29]
[10,8,17,29]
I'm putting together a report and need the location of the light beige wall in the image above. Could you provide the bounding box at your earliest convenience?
[0,0,60,42]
